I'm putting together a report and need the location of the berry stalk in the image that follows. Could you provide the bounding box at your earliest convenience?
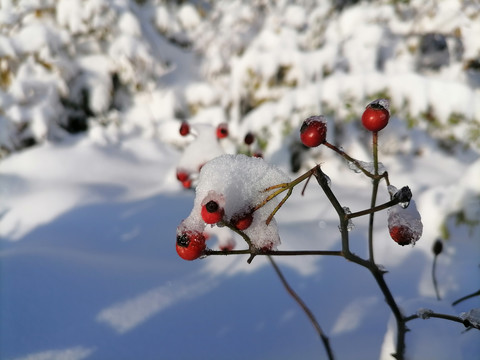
[368,131,380,263]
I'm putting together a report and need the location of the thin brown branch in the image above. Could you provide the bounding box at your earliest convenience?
[267,256,335,360]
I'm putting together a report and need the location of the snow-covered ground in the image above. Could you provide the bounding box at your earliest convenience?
[1,1,480,359]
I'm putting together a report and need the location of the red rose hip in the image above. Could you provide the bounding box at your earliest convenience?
[300,116,327,147]
[179,121,190,136]
[216,123,229,139]
[176,231,206,260]
[389,225,415,246]
[244,132,255,145]
[201,200,224,224]
[361,99,390,132]
[176,171,189,182]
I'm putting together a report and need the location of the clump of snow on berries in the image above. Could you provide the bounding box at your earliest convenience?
[182,154,290,250]
[387,199,423,246]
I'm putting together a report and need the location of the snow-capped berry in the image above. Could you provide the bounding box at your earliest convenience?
[387,200,423,246]
[179,121,190,136]
[216,123,229,139]
[232,212,253,230]
[201,200,224,224]
[300,116,327,147]
[176,171,189,182]
[244,132,255,145]
[361,99,390,132]
[176,231,206,260]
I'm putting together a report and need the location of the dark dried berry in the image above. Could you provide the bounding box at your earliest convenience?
[432,239,443,256]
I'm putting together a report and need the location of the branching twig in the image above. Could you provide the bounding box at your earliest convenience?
[314,165,407,360]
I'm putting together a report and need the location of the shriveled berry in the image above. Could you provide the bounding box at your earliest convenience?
[216,123,229,139]
[300,116,327,147]
[361,99,390,132]
[176,231,206,260]
[201,200,224,224]
[179,121,190,136]
[244,132,255,145]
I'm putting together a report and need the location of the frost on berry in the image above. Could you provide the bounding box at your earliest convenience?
[368,98,390,111]
[300,115,327,147]
[387,199,423,246]
[177,154,290,250]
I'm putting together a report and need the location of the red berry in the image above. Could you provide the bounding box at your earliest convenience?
[361,100,390,132]
[182,179,192,189]
[244,132,255,145]
[300,116,327,147]
[176,231,206,260]
[176,171,189,182]
[252,152,263,158]
[216,123,229,139]
[179,121,190,136]
[389,225,415,246]
[201,200,224,224]
[232,212,253,230]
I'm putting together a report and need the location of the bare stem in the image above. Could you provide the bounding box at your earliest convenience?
[267,256,335,360]
[452,289,480,306]
[205,249,343,257]
[347,198,399,219]
[265,187,292,225]
[368,131,380,264]
[324,141,374,178]
[405,311,479,330]
[432,255,441,301]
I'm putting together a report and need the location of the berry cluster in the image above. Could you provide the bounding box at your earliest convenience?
[176,98,422,261]
[176,154,290,259]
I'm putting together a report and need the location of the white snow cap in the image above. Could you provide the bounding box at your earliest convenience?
[180,154,291,250]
